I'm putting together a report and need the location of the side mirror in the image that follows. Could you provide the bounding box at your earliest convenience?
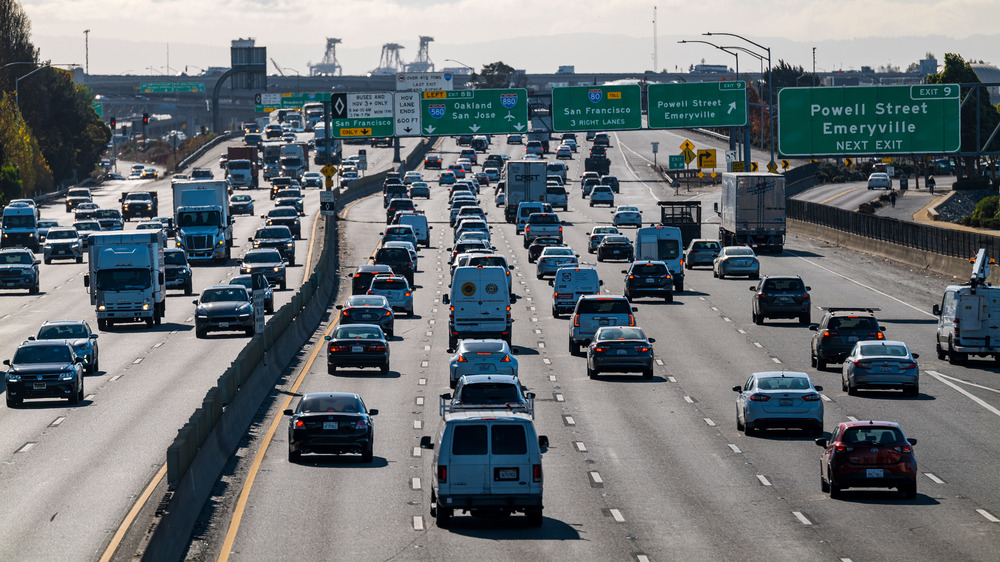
[599,280,604,286]
[648,338,656,343]
[814,438,828,448]
[440,392,452,400]
[932,304,941,316]
[538,435,549,449]
[83,274,90,288]
[808,324,819,331]
[621,270,628,274]
[283,409,293,416]
[879,325,886,331]
[907,438,917,445]
[912,353,920,359]
[632,306,638,312]
[805,286,812,291]
[369,409,379,416]
[419,435,434,450]
[511,348,520,355]
[192,299,199,305]
[442,294,450,304]
[248,237,254,242]
[508,264,514,270]
[713,202,719,213]
[732,385,742,392]
[335,305,343,310]
[814,385,824,392]
[27,336,35,341]
[526,392,536,400]
[749,286,757,291]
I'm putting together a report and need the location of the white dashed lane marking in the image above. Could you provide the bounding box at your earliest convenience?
[792,512,812,525]
[412,516,424,531]
[575,441,587,452]
[16,442,35,453]
[924,472,945,484]
[412,447,421,457]
[413,420,422,430]
[49,417,65,427]
[977,509,1000,523]
[684,396,694,403]
[757,474,772,486]
[704,418,716,427]
[610,509,625,523]
[411,478,421,490]
[728,444,741,453]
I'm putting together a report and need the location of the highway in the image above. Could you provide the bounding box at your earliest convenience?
[182,131,1000,561]
[0,134,418,560]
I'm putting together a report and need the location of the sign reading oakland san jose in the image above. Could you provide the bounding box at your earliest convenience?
[419,88,527,136]
[551,85,642,131]
[778,85,961,156]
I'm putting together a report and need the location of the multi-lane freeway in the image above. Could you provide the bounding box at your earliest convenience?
[1,124,998,561]
[172,131,999,560]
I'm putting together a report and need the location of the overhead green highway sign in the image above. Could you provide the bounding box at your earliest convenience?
[140,82,205,94]
[647,81,747,129]
[419,88,527,136]
[778,84,961,156]
[254,92,328,112]
[329,92,394,138]
[551,85,642,131]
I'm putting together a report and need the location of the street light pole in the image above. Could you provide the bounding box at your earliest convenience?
[678,40,745,165]
[705,32,774,168]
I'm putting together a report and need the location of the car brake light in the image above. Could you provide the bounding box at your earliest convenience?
[574,315,580,327]
[438,465,447,483]
[749,394,770,402]
[896,444,913,453]
[449,306,454,312]
[876,332,885,340]
[501,354,511,362]
[899,361,917,369]
[835,444,848,452]
[405,292,411,297]
[533,464,542,482]
[330,345,348,352]
[802,393,822,401]
[802,294,810,300]
[636,346,650,353]
[628,275,635,279]
[628,314,635,326]
[593,346,607,352]
[821,330,832,338]
[370,344,386,352]
[457,355,468,362]
[355,420,368,430]
[342,310,350,316]
[294,420,305,428]
[853,360,872,369]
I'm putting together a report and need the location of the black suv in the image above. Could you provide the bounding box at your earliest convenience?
[373,246,415,286]
[750,276,811,325]
[163,248,194,295]
[809,308,885,370]
[596,235,634,262]
[623,260,673,302]
[250,225,296,265]
[347,264,394,295]
[4,340,84,406]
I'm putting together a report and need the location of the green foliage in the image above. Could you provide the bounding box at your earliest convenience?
[927,53,1000,154]
[469,62,516,89]
[0,92,52,193]
[0,164,21,205]
[815,162,867,184]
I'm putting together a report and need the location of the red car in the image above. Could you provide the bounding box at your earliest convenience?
[816,420,918,499]
[424,154,442,169]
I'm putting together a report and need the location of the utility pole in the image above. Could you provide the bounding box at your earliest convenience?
[652,5,658,72]
[812,47,816,80]
[84,30,90,76]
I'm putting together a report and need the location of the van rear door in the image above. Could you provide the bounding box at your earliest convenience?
[452,267,509,332]
[489,421,533,496]
[447,423,490,496]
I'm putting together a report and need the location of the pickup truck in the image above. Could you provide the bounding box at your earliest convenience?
[120,191,158,221]
[522,212,563,248]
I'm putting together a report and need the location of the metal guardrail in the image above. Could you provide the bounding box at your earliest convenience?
[788,198,1000,259]
[175,131,237,172]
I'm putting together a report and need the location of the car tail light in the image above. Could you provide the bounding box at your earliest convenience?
[628,314,635,326]
[457,355,468,362]
[342,310,350,317]
[558,226,563,232]
[329,344,348,352]
[749,394,770,402]
[899,361,917,369]
[294,419,305,428]
[593,346,607,353]
[853,360,872,369]
[802,393,822,401]
[574,315,580,327]
[895,444,913,453]
[533,464,543,482]
[369,344,387,352]
[821,330,832,338]
[438,465,447,483]
[635,346,650,353]
[383,310,392,317]
[757,293,766,300]
[875,332,885,340]
[835,444,849,452]
[802,293,810,300]
[404,292,411,297]
[501,354,511,362]
[954,317,960,339]
[628,275,635,279]
[449,306,454,312]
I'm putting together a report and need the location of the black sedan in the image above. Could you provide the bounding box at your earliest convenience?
[336,295,394,337]
[587,326,656,379]
[325,323,390,375]
[240,248,287,290]
[285,392,378,462]
[229,194,255,215]
[264,207,301,239]
[4,340,85,406]
[249,225,296,266]
[597,235,634,262]
[527,236,564,263]
[193,285,255,338]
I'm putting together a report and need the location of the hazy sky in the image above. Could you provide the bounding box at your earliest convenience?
[20,0,1000,75]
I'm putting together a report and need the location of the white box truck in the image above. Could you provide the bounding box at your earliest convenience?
[716,172,786,252]
[84,231,166,330]
[172,180,232,264]
[504,160,547,223]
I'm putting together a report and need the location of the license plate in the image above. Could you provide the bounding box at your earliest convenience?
[352,345,364,353]
[362,314,374,320]
[33,382,46,390]
[848,336,859,342]
[779,399,793,407]
[323,422,339,430]
[646,277,655,283]
[476,363,494,371]
[497,468,518,480]
[598,319,610,326]
[219,322,229,328]
[866,468,884,479]
[617,349,627,355]
[778,297,791,303]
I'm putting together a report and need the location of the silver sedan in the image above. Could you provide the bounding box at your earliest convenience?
[842,340,920,396]
[448,339,518,388]
[733,371,824,435]
[713,246,760,279]
[536,247,579,279]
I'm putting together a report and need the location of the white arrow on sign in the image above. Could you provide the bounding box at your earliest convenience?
[514,123,525,131]
[469,124,480,132]
[424,125,436,134]
[727,101,736,114]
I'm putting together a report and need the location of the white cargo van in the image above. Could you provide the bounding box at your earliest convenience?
[634,226,686,292]
[429,411,548,528]
[398,214,431,247]
[551,267,602,317]
[933,251,1000,364]
[444,266,513,349]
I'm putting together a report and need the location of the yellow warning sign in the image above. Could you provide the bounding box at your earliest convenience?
[608,92,622,100]
[732,161,745,172]
[680,139,695,152]
[339,128,372,137]
[461,282,476,296]
[321,164,338,177]
[422,91,448,99]
[681,148,697,165]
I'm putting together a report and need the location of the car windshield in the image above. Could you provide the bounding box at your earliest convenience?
[277,190,302,198]
[232,195,251,202]
[2,215,34,228]
[618,207,639,213]
[136,223,162,231]
[177,210,221,227]
[163,251,187,266]
[96,269,151,291]
[842,426,904,445]
[243,251,281,264]
[94,209,121,219]
[349,296,386,307]
[632,263,668,275]
[530,214,559,224]
[578,299,631,314]
[757,377,812,391]
[604,236,629,244]
[458,382,522,404]
[386,228,413,236]
[334,326,382,339]
[726,248,755,256]
[0,252,32,264]
[37,324,88,339]
[256,227,290,239]
[828,316,879,331]
[594,228,617,235]
[469,257,505,267]
[597,327,646,341]
[201,288,249,303]
[229,278,253,290]
[300,395,362,414]
[371,278,405,290]
[763,278,804,291]
[858,343,909,357]
[74,222,100,232]
[692,241,720,250]
[46,230,78,240]
[543,248,574,256]
[269,208,298,218]
[13,345,73,364]
[377,248,409,261]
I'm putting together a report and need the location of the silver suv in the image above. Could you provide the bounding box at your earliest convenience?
[569,295,637,355]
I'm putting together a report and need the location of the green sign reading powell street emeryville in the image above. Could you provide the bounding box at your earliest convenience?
[778,85,961,156]
[647,82,747,129]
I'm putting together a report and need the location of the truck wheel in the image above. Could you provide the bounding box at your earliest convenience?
[526,508,543,527]
[816,357,827,371]
[196,326,207,339]
[44,257,51,265]
[289,255,296,267]
[674,280,683,293]
[435,506,452,528]
[185,281,193,296]
[6,395,22,408]
[145,317,154,328]
[280,279,287,291]
[76,256,83,264]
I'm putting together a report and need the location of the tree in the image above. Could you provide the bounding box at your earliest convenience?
[927,53,1000,178]
[0,0,39,93]
[0,92,53,194]
[469,62,516,89]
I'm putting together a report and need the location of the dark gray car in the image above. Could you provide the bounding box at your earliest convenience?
[194,285,255,338]
[4,340,84,406]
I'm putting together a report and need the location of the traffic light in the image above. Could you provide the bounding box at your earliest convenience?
[110,117,116,129]
[142,112,149,125]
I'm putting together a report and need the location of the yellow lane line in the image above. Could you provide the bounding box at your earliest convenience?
[99,463,168,562]
[819,184,867,205]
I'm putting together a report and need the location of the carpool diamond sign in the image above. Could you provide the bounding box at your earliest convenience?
[419,88,527,135]
[551,84,642,131]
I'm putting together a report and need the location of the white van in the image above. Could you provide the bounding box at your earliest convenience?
[444,266,513,349]
[634,226,686,292]
[429,411,548,528]
[551,267,602,317]
[933,284,1000,363]
[515,201,552,234]
[398,214,432,247]
[546,162,568,182]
